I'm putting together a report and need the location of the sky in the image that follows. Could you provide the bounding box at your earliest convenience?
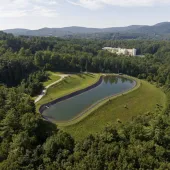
[0,0,170,30]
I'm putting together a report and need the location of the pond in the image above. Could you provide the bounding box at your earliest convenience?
[42,76,136,122]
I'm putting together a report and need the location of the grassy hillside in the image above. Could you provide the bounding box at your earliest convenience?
[32,72,60,101]
[61,80,167,141]
[43,72,60,87]
[36,73,100,111]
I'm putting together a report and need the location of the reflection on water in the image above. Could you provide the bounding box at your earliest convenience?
[43,76,136,122]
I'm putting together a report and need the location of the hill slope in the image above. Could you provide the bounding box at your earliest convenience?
[61,80,167,141]
[3,22,170,38]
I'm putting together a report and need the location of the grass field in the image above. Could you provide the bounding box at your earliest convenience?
[61,80,167,141]
[36,73,100,111]
[43,71,60,87]
[32,72,61,101]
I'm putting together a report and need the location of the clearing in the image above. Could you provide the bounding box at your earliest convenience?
[61,80,167,141]
[36,73,100,111]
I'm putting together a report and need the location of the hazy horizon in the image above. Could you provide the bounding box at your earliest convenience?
[2,21,170,31]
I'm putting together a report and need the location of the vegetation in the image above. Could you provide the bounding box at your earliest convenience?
[0,86,170,169]
[1,31,170,169]
[62,80,166,140]
[42,72,60,87]
[4,22,170,40]
[19,71,49,97]
[1,31,170,86]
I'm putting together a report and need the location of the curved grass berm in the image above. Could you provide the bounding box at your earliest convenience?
[39,74,137,124]
[57,75,139,125]
[39,76,103,118]
[36,73,101,112]
[62,78,167,141]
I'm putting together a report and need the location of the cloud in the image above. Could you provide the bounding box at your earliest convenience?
[30,6,59,17]
[67,0,103,10]
[0,10,27,18]
[1,0,170,18]
[67,0,170,10]
[0,0,60,18]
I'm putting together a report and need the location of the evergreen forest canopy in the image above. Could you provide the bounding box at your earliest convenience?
[0,31,170,169]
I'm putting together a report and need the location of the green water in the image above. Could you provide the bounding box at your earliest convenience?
[42,76,136,122]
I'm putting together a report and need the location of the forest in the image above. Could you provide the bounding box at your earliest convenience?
[0,31,170,169]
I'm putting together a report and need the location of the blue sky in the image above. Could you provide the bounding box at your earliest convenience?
[0,0,170,30]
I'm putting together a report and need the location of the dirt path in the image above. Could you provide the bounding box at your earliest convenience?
[35,74,68,103]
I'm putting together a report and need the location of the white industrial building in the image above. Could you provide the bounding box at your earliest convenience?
[102,47,137,56]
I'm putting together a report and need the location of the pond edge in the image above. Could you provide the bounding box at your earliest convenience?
[39,75,103,117]
[41,74,140,125]
[57,75,140,126]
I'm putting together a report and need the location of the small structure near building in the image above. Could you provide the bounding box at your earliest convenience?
[102,47,137,56]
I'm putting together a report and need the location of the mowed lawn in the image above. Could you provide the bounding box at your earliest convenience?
[36,73,100,111]
[61,80,167,141]
[43,72,60,87]
[32,72,60,101]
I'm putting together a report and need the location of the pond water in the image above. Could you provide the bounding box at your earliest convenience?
[42,76,136,122]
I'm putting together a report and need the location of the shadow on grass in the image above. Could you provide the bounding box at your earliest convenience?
[47,77,52,81]
[63,79,69,84]
[77,72,96,78]
[86,73,95,78]
[77,74,85,79]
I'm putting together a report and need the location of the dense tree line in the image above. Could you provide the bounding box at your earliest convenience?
[19,71,48,97]
[0,86,170,169]
[1,31,170,88]
[0,31,170,169]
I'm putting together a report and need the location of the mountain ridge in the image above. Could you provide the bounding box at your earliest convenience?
[3,22,170,37]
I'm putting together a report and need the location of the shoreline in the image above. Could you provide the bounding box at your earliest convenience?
[58,76,139,126]
[35,74,68,103]
[39,75,103,115]
[40,74,139,125]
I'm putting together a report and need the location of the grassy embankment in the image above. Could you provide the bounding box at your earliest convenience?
[36,73,101,111]
[61,79,167,141]
[43,71,61,87]
[32,71,60,101]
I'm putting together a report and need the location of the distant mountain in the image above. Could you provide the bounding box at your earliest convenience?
[61,26,101,33]
[3,22,170,38]
[102,25,146,33]
[129,22,170,35]
[4,28,30,36]
[3,27,102,37]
